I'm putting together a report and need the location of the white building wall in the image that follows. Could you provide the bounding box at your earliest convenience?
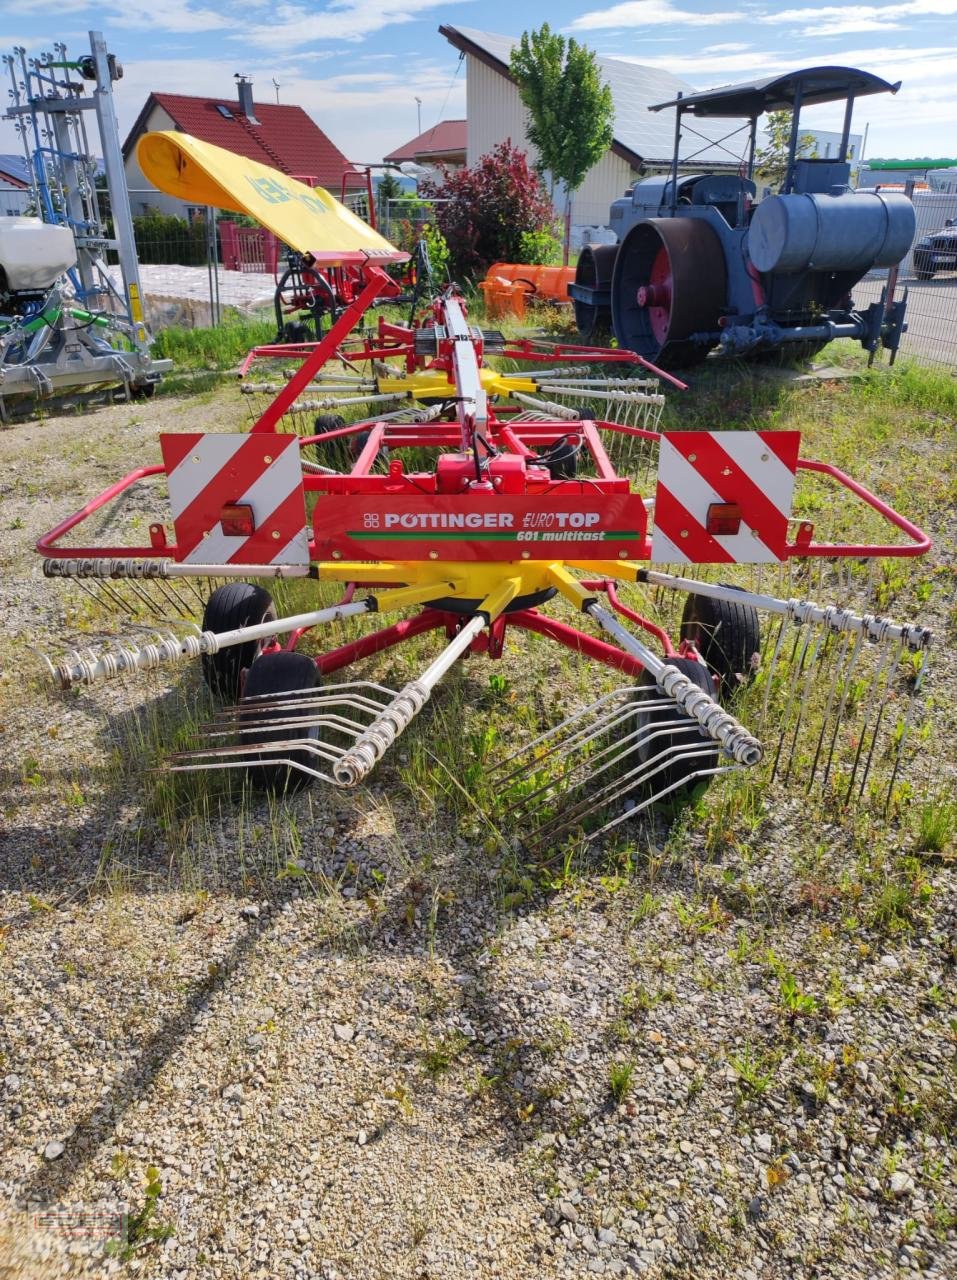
[466,58,531,167]
[124,104,192,218]
[0,184,32,217]
[466,56,640,242]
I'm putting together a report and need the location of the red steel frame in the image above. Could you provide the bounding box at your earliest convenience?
[34,263,932,691]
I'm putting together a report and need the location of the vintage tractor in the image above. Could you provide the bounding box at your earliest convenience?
[570,66,915,367]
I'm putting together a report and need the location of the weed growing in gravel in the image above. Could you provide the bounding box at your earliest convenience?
[777,973,819,1019]
[728,1043,779,1097]
[106,1165,173,1262]
[420,1030,470,1077]
[915,798,957,854]
[631,890,662,923]
[608,1060,635,1104]
[867,856,934,932]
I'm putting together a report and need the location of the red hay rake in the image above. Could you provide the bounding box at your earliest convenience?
[37,262,933,843]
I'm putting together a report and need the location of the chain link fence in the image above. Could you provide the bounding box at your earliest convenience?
[857,184,957,369]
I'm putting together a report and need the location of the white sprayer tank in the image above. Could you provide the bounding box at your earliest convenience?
[0,217,77,292]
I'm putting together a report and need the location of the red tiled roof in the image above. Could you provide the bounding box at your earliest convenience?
[384,120,467,164]
[124,93,365,189]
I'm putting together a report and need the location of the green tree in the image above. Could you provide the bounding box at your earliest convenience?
[376,171,404,234]
[510,23,614,263]
[755,110,817,188]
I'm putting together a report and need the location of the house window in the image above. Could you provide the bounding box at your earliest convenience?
[215,104,233,119]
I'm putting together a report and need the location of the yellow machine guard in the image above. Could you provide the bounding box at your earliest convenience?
[136,132,407,265]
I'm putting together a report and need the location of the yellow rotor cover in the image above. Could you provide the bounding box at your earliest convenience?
[136,131,407,266]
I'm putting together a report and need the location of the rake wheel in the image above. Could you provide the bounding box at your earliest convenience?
[240,651,320,794]
[201,583,277,701]
[636,657,716,801]
[680,587,760,704]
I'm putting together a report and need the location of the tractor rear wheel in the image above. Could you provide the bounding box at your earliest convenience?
[611,219,725,369]
[240,651,320,793]
[201,582,276,702]
[635,656,716,801]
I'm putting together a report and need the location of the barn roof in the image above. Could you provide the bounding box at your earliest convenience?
[123,93,364,190]
[439,25,744,171]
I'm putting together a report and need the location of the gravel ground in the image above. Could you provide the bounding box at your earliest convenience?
[1,385,955,1279]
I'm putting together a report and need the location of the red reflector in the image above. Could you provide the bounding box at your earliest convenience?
[706,502,742,536]
[221,502,255,536]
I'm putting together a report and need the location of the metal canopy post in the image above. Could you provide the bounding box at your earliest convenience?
[783,82,804,193]
[838,93,855,163]
[670,92,683,214]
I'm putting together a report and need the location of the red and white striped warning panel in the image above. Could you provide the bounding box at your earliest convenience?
[160,433,309,566]
[651,431,800,564]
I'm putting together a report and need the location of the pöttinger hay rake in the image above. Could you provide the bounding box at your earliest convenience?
[35,135,934,846]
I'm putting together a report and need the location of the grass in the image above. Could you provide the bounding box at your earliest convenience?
[608,1060,635,1104]
[152,317,275,371]
[13,325,954,917]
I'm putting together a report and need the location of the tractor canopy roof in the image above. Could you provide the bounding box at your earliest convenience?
[649,66,900,119]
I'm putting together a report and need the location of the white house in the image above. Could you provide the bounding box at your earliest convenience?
[439,25,743,239]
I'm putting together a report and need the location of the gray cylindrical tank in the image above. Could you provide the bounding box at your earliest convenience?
[748,191,915,274]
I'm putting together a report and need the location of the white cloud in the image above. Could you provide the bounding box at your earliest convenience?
[570,1,737,31]
[765,0,957,18]
[236,0,472,49]
[702,43,752,53]
[108,3,232,34]
[573,0,957,36]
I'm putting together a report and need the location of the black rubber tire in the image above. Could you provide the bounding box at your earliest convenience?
[636,656,716,800]
[912,254,934,281]
[201,583,277,702]
[312,414,388,472]
[679,586,760,704]
[130,380,157,400]
[240,651,320,793]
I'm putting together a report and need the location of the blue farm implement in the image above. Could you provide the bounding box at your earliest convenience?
[571,66,915,367]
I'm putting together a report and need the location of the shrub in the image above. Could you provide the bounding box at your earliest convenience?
[133,211,207,267]
[517,226,563,265]
[419,141,555,281]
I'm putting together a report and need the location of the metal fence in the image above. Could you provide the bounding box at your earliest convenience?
[119,189,956,368]
[857,186,957,369]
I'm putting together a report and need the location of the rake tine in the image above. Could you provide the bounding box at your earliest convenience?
[522,739,726,849]
[855,639,907,803]
[819,631,865,790]
[502,713,653,826]
[806,630,853,791]
[760,616,798,751]
[844,638,898,804]
[769,623,816,784]
[780,624,829,786]
[882,648,930,815]
[492,688,634,772]
[574,758,737,846]
[89,576,135,616]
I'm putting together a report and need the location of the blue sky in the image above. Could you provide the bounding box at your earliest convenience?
[2,2,954,170]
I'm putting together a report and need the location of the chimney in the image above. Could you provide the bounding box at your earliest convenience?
[236,75,259,124]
